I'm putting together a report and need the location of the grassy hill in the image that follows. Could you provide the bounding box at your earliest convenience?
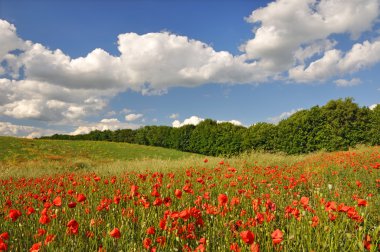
[0,136,197,162]
[0,136,203,178]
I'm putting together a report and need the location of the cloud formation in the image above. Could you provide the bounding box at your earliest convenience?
[70,118,140,135]
[125,113,143,122]
[0,0,380,130]
[334,78,362,87]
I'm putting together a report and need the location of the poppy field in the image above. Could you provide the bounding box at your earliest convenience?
[0,143,379,251]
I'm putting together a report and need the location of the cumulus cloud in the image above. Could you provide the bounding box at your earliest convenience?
[290,39,380,82]
[216,120,243,126]
[242,0,379,73]
[0,121,61,138]
[334,78,362,87]
[172,116,204,128]
[267,108,304,124]
[70,118,139,135]
[125,113,143,121]
[172,116,243,128]
[0,0,380,128]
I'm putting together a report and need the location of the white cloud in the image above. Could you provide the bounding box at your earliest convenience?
[242,0,379,73]
[334,78,362,87]
[216,120,243,126]
[125,113,143,121]
[172,116,204,128]
[100,118,120,123]
[0,121,61,138]
[369,104,378,110]
[289,39,380,82]
[169,113,179,119]
[172,116,243,128]
[0,0,380,125]
[267,108,304,124]
[70,118,139,135]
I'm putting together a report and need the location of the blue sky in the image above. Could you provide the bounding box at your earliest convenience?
[0,0,379,137]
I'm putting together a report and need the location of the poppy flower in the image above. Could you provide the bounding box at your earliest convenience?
[68,202,77,208]
[29,242,41,252]
[53,196,62,207]
[250,243,260,252]
[146,227,155,235]
[0,240,7,251]
[311,216,319,227]
[174,189,182,199]
[218,194,228,206]
[240,230,255,245]
[77,194,86,203]
[67,219,79,235]
[357,199,368,207]
[0,232,9,240]
[39,214,51,225]
[143,238,152,249]
[44,234,56,245]
[8,209,21,222]
[109,228,121,238]
[271,229,283,244]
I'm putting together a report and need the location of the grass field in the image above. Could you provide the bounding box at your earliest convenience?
[0,137,379,251]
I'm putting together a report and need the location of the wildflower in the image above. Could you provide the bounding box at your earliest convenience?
[357,199,368,207]
[44,234,56,245]
[240,230,255,245]
[218,194,228,206]
[8,209,21,222]
[53,196,62,207]
[29,242,41,252]
[67,219,79,235]
[77,194,86,203]
[109,228,121,238]
[146,227,155,235]
[175,189,182,199]
[271,229,283,244]
[143,238,152,249]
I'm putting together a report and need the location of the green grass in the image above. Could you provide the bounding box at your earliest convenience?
[0,136,197,162]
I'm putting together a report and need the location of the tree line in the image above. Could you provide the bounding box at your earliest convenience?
[42,98,380,156]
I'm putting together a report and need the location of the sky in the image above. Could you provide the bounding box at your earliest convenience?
[0,0,379,138]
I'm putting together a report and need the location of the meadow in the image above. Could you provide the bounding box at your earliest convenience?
[0,137,379,251]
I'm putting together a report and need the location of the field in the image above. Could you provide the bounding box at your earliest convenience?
[0,137,379,251]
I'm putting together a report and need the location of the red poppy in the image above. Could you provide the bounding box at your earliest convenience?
[143,238,152,249]
[0,240,7,251]
[311,216,319,227]
[0,232,9,240]
[39,214,51,225]
[174,189,182,199]
[53,196,62,207]
[240,230,255,245]
[68,202,77,208]
[8,209,21,222]
[357,199,368,207]
[110,228,121,238]
[218,194,228,206]
[250,243,260,252]
[271,229,283,244]
[146,227,155,235]
[44,234,56,245]
[29,242,41,252]
[230,243,240,252]
[77,194,86,203]
[67,219,79,235]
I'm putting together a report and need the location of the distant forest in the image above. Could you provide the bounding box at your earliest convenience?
[42,98,380,156]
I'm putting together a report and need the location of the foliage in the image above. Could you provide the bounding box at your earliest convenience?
[42,98,379,155]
